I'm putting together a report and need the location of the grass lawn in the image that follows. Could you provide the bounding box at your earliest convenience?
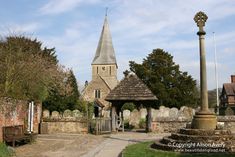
[122,141,234,157]
[0,143,13,157]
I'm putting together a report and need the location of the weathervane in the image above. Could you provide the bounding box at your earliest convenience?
[105,7,108,16]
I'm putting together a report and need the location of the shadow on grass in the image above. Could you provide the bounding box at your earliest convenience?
[122,141,235,157]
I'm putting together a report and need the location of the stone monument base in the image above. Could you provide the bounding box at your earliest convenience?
[152,128,235,153]
[191,113,217,129]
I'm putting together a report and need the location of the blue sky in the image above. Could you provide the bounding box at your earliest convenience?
[0,0,235,90]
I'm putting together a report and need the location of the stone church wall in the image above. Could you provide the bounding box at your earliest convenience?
[82,76,111,109]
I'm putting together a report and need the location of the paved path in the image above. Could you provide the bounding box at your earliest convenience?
[82,132,169,157]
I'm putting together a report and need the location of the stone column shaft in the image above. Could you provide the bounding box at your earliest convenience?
[199,34,209,112]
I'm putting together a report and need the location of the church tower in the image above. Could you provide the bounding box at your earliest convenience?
[91,14,118,89]
[82,14,118,115]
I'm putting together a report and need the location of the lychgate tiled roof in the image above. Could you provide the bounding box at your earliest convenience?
[105,74,157,101]
[223,83,235,95]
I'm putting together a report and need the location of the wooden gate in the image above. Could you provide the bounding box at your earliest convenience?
[90,118,111,135]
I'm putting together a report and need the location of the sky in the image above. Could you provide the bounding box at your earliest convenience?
[0,0,235,90]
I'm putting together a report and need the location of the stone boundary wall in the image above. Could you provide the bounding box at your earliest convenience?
[0,97,41,142]
[40,121,87,134]
[217,116,235,132]
[41,109,88,134]
[152,117,235,133]
[123,106,235,133]
[123,106,195,129]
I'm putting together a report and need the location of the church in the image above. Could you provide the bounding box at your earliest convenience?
[81,14,118,117]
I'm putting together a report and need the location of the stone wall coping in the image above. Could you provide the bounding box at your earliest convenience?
[217,116,235,122]
[152,116,235,122]
[152,120,191,122]
[42,119,87,123]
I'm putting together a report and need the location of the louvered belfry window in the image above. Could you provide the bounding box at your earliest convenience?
[95,89,101,98]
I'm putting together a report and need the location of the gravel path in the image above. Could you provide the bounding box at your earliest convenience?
[15,132,169,157]
[15,133,105,157]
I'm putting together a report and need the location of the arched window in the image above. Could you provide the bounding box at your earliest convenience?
[95,89,101,98]
[97,66,99,74]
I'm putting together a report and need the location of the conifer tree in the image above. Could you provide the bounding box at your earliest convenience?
[129,48,199,108]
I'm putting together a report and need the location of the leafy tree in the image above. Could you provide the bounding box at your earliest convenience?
[129,48,199,108]
[121,102,136,111]
[208,88,222,108]
[0,35,61,101]
[43,69,83,112]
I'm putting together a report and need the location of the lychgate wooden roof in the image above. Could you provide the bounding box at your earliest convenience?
[105,74,157,102]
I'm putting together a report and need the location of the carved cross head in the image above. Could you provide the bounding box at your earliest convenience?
[194,11,208,28]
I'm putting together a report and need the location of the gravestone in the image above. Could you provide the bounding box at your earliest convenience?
[123,110,130,121]
[151,109,159,121]
[225,107,234,115]
[159,106,170,117]
[129,109,140,127]
[51,111,60,119]
[169,107,178,118]
[72,109,82,118]
[178,106,194,120]
[63,109,72,118]
[103,110,110,118]
[140,108,147,119]
[43,110,50,119]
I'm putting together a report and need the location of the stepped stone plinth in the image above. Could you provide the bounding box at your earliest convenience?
[151,128,235,153]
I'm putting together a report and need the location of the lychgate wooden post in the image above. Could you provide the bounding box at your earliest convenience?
[146,107,152,132]
[111,105,117,132]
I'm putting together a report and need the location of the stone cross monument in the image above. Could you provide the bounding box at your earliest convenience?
[191,11,217,130]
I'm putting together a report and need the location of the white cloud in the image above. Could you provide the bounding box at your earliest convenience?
[35,0,235,89]
[0,22,41,36]
[39,0,100,15]
[39,0,82,15]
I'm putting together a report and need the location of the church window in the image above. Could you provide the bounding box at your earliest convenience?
[97,67,98,74]
[109,66,111,75]
[95,89,101,98]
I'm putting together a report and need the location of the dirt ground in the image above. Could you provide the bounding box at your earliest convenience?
[15,133,105,157]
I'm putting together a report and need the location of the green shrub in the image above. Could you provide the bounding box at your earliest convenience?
[121,103,136,111]
[124,120,134,129]
[139,118,146,129]
[0,142,13,157]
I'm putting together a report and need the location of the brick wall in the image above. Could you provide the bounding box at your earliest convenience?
[0,98,41,142]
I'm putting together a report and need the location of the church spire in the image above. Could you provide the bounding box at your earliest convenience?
[92,13,117,65]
